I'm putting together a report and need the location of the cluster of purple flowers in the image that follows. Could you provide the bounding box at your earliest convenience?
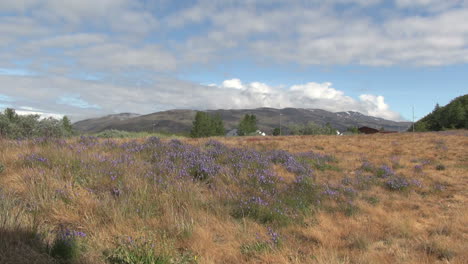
[267,227,280,246]
[23,153,48,164]
[57,228,87,244]
[322,186,340,197]
[78,136,99,147]
[386,176,410,191]
[375,165,394,178]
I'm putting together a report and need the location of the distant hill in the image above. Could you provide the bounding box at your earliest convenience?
[412,94,468,131]
[73,108,412,135]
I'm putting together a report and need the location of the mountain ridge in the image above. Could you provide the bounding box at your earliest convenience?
[73,108,412,134]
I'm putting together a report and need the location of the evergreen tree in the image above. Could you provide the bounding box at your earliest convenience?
[190,111,225,138]
[412,94,468,131]
[238,114,258,136]
[61,116,73,135]
[450,101,465,128]
[212,113,225,136]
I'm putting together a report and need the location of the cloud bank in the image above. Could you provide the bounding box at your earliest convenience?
[0,75,402,121]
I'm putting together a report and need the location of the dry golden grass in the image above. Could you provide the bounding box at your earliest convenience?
[0,131,467,264]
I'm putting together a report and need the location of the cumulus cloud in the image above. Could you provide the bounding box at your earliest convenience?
[220,79,402,120]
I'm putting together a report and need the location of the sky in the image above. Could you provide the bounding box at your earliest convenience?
[0,0,467,122]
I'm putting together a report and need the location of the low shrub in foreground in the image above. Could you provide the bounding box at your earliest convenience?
[50,228,86,261]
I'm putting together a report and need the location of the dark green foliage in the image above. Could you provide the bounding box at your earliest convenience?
[50,238,80,261]
[238,114,258,136]
[96,129,133,138]
[50,229,85,261]
[62,116,73,134]
[272,127,280,136]
[0,163,4,174]
[190,112,225,138]
[346,126,359,134]
[289,122,336,135]
[412,94,468,132]
[0,108,74,139]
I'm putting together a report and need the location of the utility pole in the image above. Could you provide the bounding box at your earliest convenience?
[412,106,415,133]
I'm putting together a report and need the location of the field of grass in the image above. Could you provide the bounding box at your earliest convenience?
[0,131,467,264]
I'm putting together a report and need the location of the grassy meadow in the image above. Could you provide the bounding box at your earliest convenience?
[0,131,467,264]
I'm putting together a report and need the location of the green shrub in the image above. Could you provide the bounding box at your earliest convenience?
[96,129,133,138]
[106,237,170,264]
[50,229,86,261]
[0,163,4,174]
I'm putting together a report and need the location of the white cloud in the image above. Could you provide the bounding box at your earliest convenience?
[222,79,245,90]
[171,1,468,66]
[214,78,401,120]
[0,75,403,121]
[15,106,64,119]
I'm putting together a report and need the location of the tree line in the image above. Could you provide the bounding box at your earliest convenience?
[0,108,74,139]
[190,111,343,138]
[411,94,467,132]
[190,112,260,138]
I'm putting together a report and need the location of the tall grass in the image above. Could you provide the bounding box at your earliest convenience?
[0,131,467,263]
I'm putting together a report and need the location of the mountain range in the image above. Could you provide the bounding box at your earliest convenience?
[73,108,412,135]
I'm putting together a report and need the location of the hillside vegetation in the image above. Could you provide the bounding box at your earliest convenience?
[0,108,73,139]
[0,132,467,263]
[413,94,468,131]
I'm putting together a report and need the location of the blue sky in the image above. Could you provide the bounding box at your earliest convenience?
[0,0,467,121]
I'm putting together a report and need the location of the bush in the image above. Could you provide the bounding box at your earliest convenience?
[0,108,74,139]
[0,163,4,174]
[106,237,170,264]
[436,164,446,170]
[96,129,132,138]
[385,176,410,191]
[50,229,86,261]
[272,127,280,136]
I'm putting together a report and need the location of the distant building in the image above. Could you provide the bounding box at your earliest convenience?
[378,131,398,134]
[358,126,398,134]
[358,126,379,134]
